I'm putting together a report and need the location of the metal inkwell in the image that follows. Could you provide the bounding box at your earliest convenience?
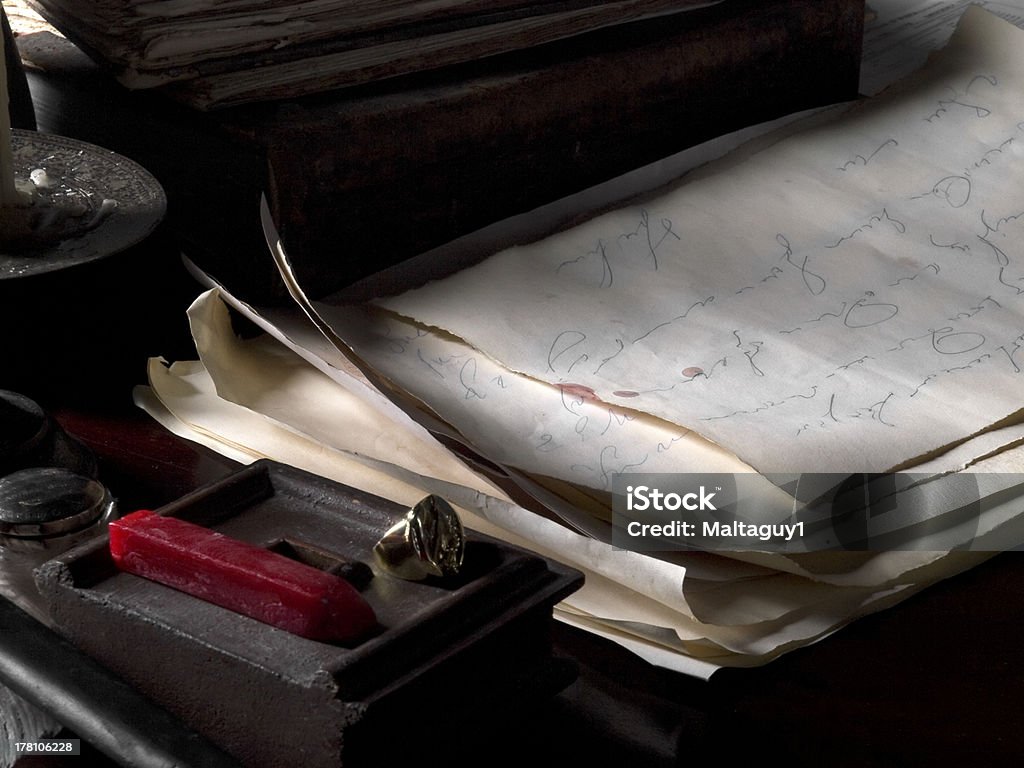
[0,466,118,623]
[0,129,166,279]
[0,389,119,623]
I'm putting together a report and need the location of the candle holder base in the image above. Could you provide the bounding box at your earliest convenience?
[1,129,165,280]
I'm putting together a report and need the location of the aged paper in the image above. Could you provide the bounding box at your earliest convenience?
[186,289,498,496]
[139,289,1024,675]
[381,7,1024,475]
[314,302,763,491]
[193,285,980,573]
[135,347,976,670]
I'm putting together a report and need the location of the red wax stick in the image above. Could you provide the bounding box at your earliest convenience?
[108,510,377,643]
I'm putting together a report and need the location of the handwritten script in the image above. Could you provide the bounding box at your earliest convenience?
[378,8,1024,474]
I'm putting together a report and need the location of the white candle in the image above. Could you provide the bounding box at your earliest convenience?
[0,18,20,206]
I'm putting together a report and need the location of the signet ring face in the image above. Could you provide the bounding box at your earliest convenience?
[373,495,464,581]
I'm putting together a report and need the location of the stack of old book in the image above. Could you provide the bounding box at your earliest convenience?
[17,0,864,306]
[24,0,716,109]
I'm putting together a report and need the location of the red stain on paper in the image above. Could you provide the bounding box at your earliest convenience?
[558,383,599,402]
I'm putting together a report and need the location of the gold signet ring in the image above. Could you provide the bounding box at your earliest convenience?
[373,495,465,580]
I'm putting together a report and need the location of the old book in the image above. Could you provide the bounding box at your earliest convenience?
[26,0,717,109]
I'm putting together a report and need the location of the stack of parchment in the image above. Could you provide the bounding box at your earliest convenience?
[139,7,1024,676]
[23,0,716,108]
